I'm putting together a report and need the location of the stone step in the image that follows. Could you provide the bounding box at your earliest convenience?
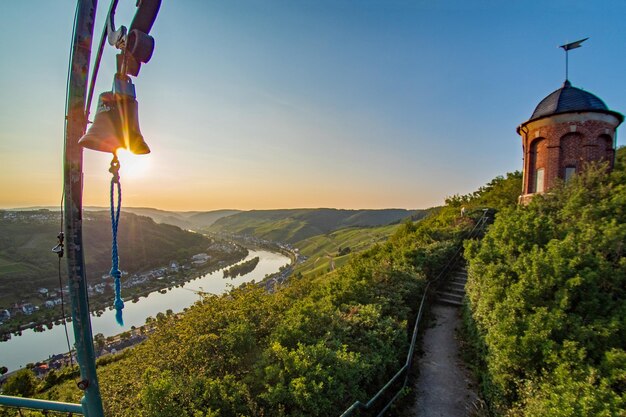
[442,287,465,297]
[436,294,463,307]
[449,281,466,290]
[450,279,467,287]
[443,281,465,290]
[437,291,464,303]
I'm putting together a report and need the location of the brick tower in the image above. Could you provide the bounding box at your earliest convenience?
[517,80,623,204]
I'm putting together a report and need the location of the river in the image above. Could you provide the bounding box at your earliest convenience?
[0,249,289,372]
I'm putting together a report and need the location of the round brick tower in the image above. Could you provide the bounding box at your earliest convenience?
[517,80,623,204]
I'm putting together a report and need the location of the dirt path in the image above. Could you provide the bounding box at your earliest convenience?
[411,303,479,417]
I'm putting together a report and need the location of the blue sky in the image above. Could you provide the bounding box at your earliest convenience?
[1,0,625,210]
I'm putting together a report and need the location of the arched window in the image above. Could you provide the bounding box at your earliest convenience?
[559,132,582,171]
[535,167,545,192]
[599,134,613,150]
[598,134,614,163]
[529,137,546,193]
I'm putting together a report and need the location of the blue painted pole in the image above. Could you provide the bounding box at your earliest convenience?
[64,1,105,416]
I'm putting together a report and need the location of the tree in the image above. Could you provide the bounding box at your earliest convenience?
[94,333,105,353]
[465,161,626,415]
[43,370,60,390]
[34,169,529,416]
[2,369,37,397]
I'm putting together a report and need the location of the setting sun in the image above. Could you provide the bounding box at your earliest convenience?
[116,148,152,180]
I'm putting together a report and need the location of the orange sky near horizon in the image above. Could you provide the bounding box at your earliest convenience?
[3,2,625,213]
[1,149,441,211]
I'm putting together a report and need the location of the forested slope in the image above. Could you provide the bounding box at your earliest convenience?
[0,211,211,304]
[465,149,626,416]
[2,172,523,416]
[291,224,400,277]
[206,208,422,243]
[32,204,479,416]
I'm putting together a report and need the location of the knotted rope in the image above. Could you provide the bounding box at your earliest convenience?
[109,154,124,325]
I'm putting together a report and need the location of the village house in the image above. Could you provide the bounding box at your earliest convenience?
[0,309,10,322]
[192,253,211,265]
[21,303,36,315]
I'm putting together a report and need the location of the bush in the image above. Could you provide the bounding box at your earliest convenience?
[1,369,37,397]
[465,158,626,416]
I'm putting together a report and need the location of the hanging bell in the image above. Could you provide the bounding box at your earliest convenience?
[78,76,150,155]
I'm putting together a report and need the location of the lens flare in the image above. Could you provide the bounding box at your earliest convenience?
[116,148,151,179]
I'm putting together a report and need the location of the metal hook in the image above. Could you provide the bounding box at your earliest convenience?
[52,231,65,257]
[107,0,127,49]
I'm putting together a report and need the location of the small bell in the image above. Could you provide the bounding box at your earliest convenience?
[78,76,150,155]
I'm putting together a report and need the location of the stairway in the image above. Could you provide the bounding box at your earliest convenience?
[436,267,467,307]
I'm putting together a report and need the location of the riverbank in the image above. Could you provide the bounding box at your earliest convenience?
[0,249,290,372]
[0,244,248,339]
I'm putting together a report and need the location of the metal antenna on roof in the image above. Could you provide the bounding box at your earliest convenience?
[559,37,588,82]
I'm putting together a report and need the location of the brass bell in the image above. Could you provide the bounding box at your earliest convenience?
[78,77,150,155]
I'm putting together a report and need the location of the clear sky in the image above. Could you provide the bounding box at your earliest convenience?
[1,0,625,211]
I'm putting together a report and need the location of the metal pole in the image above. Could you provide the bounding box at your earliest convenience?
[64,1,104,416]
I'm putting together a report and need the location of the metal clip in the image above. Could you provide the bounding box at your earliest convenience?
[52,232,64,258]
[107,0,127,49]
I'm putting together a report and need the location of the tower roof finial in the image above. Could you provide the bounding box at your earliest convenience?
[559,37,589,81]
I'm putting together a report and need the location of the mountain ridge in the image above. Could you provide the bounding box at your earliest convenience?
[207,208,425,243]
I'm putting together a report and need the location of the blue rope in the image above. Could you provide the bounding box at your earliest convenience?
[109,155,124,326]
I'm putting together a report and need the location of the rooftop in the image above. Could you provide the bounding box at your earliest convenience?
[527,80,623,123]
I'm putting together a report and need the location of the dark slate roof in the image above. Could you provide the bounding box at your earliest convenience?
[530,80,609,121]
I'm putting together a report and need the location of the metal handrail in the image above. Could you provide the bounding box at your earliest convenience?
[0,395,83,414]
[340,211,489,417]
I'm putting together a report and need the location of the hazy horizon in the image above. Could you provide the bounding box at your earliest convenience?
[2,1,625,211]
[0,205,427,212]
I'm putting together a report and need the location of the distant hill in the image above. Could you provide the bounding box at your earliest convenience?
[206,208,423,243]
[121,207,240,230]
[292,223,401,277]
[121,207,195,229]
[8,207,241,231]
[0,210,212,304]
[186,210,243,229]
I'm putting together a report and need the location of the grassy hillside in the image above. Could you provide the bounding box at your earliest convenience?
[0,210,211,306]
[292,224,400,277]
[207,208,422,243]
[34,200,474,417]
[11,169,529,416]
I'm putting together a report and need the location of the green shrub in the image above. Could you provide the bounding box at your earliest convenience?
[465,156,626,416]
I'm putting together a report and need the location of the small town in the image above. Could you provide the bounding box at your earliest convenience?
[0,233,248,337]
[0,238,299,385]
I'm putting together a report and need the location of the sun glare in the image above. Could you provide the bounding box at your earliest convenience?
[116,148,152,179]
